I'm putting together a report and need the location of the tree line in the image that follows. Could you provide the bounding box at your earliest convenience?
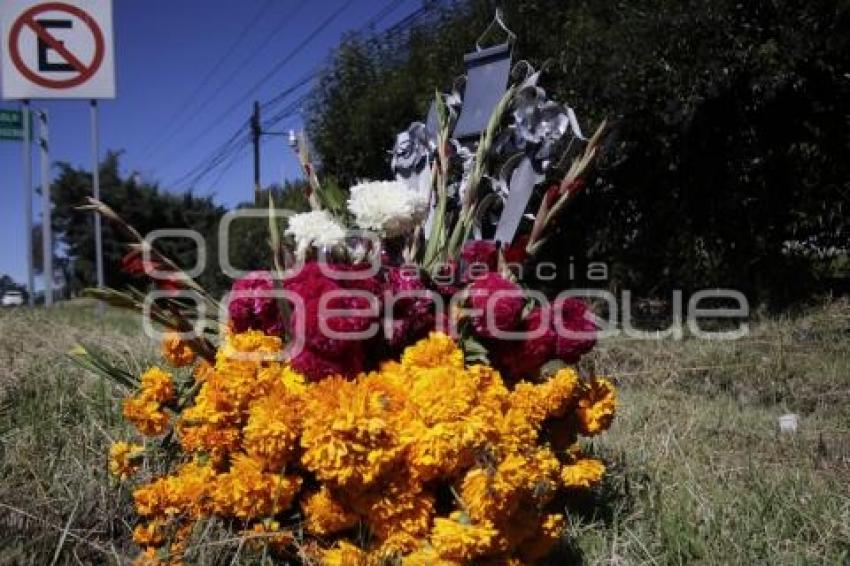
[41,0,849,308]
[48,152,308,297]
[305,0,850,307]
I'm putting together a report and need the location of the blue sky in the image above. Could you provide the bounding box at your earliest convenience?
[0,0,422,284]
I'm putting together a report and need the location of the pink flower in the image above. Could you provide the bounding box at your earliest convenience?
[503,235,530,265]
[468,273,525,339]
[282,262,337,298]
[432,260,461,298]
[228,271,284,336]
[460,240,498,279]
[329,263,385,297]
[302,294,377,357]
[490,306,555,380]
[384,266,435,347]
[290,346,362,381]
[282,261,381,358]
[553,297,597,363]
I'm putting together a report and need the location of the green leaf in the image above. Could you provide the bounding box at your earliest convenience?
[461,335,490,365]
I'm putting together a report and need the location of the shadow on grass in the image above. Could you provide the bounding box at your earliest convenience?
[545,445,654,564]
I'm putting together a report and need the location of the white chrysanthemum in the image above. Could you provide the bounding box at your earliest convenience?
[285,210,346,256]
[347,180,430,237]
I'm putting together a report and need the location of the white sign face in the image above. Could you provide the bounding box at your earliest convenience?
[1,0,115,99]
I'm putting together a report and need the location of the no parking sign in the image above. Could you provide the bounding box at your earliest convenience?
[1,0,115,99]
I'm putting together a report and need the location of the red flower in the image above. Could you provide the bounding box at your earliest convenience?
[155,276,184,295]
[121,249,152,276]
[290,346,362,381]
[553,297,597,363]
[283,261,381,358]
[121,249,183,295]
[228,271,284,336]
[468,273,525,339]
[383,266,436,347]
[503,235,530,265]
[432,260,461,298]
[301,294,377,357]
[490,306,555,380]
[460,240,498,279]
[328,263,385,297]
[282,262,336,298]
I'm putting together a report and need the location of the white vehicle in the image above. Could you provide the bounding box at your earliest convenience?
[1,290,24,307]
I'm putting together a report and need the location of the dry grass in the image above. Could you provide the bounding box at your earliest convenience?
[0,300,154,564]
[578,299,850,564]
[0,299,848,564]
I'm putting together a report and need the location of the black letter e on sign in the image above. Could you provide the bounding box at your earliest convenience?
[36,19,74,72]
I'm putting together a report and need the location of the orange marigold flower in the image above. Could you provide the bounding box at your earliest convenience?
[404,417,491,482]
[243,384,302,471]
[402,547,462,566]
[210,454,301,519]
[140,367,175,404]
[161,332,195,367]
[133,461,215,518]
[218,330,282,362]
[460,449,559,524]
[301,375,407,490]
[430,511,498,561]
[132,519,166,547]
[302,487,357,536]
[353,480,434,555]
[401,332,464,371]
[576,377,617,435]
[320,541,369,566]
[192,359,214,383]
[539,367,580,418]
[561,457,606,489]
[109,441,144,480]
[123,396,170,437]
[116,330,617,564]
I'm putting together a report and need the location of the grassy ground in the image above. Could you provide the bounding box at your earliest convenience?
[0,299,848,564]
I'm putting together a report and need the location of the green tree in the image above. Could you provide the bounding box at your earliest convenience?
[306,0,850,306]
[50,153,311,297]
[51,152,227,295]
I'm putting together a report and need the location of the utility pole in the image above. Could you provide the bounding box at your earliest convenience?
[251,100,261,205]
[22,100,34,307]
[38,109,52,307]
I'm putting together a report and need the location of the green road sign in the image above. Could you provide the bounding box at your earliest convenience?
[0,108,32,141]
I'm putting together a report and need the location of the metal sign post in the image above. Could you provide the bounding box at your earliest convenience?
[22,101,34,306]
[38,109,51,307]
[91,100,104,306]
[2,1,116,308]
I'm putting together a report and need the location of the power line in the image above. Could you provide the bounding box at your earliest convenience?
[146,0,309,162]
[260,67,320,110]
[172,0,442,192]
[176,91,309,191]
[257,0,412,111]
[139,0,276,159]
[171,85,312,191]
[178,0,357,153]
[171,123,249,189]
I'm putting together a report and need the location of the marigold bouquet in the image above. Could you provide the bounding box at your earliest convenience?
[77,59,615,565]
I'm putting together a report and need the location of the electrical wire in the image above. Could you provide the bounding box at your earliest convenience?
[145,0,309,162]
[172,0,442,191]
[139,0,278,159]
[178,0,357,153]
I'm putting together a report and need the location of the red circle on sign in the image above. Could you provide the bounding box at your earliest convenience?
[8,2,105,89]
